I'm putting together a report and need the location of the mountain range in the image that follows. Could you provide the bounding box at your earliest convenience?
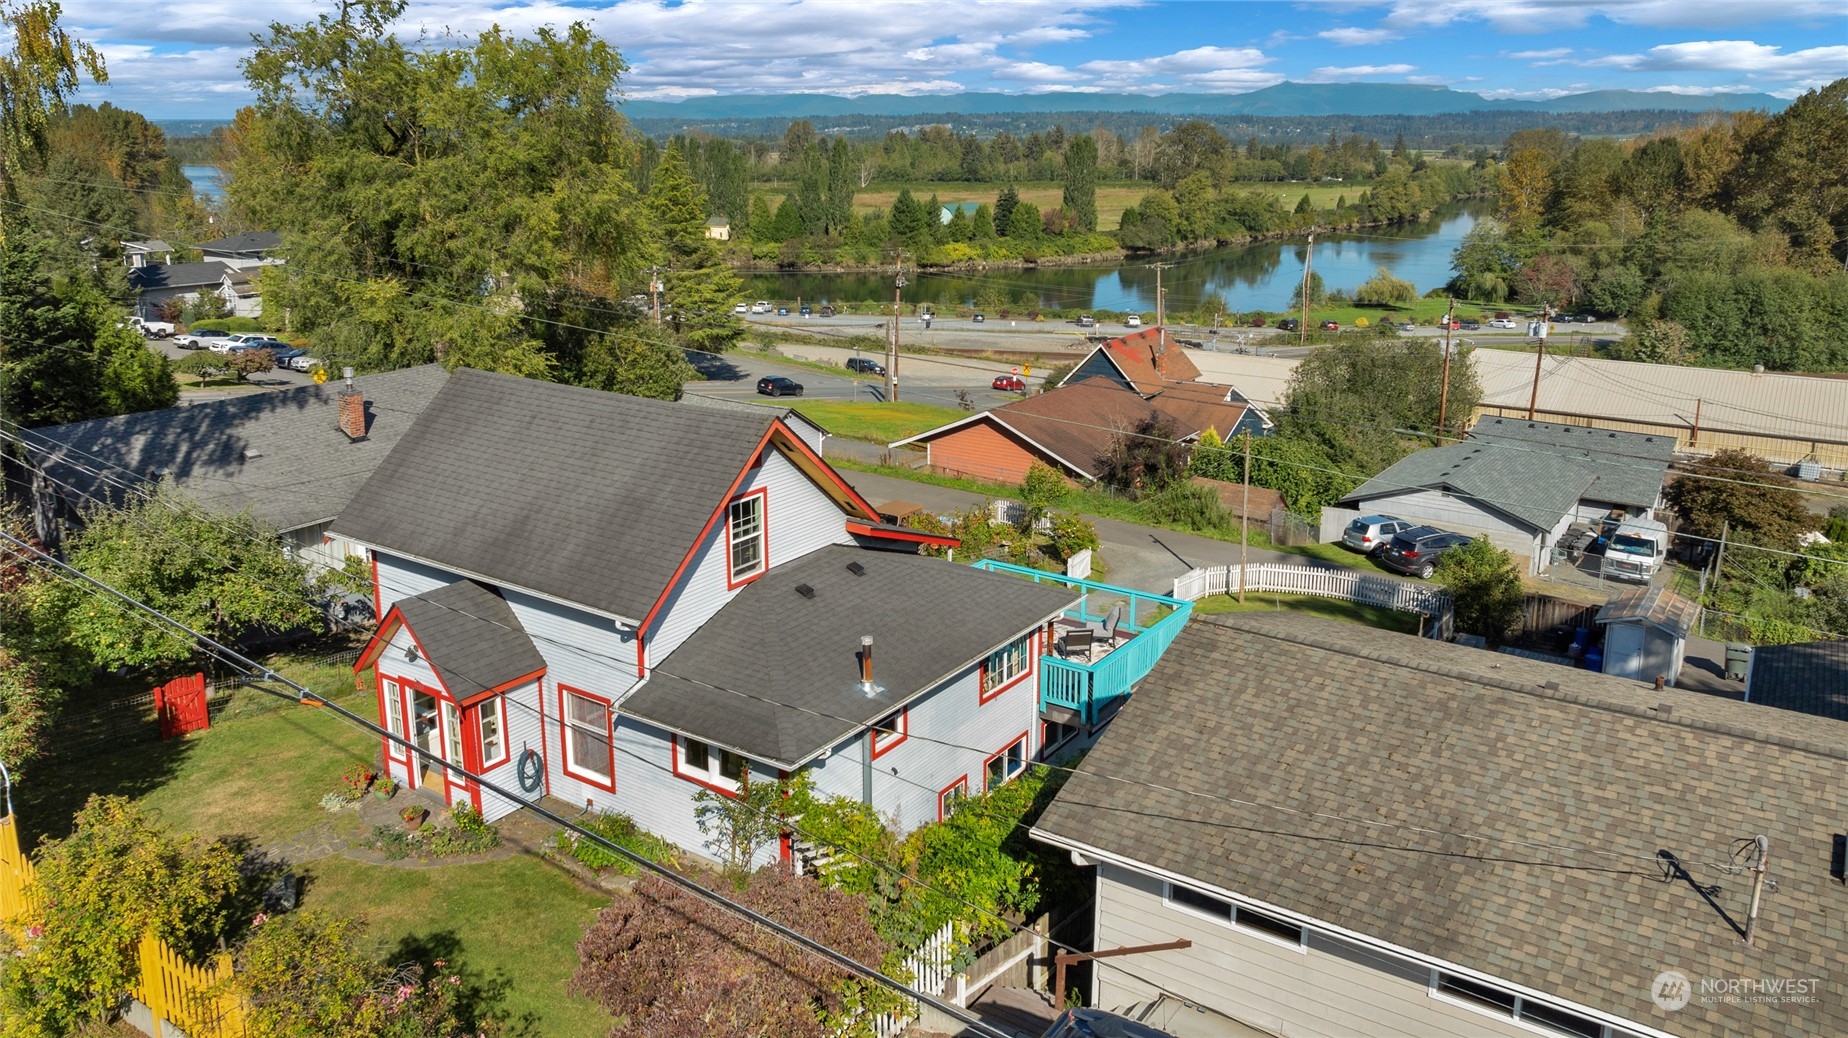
[618,82,1787,121]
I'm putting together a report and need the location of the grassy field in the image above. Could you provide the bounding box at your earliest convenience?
[1188,590,1423,634]
[20,651,615,1038]
[779,400,968,443]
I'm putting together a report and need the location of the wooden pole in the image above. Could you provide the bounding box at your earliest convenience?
[1299,232,1314,348]
[1690,398,1701,447]
[1053,939,1192,1009]
[1239,431,1251,603]
[888,251,904,403]
[1438,296,1455,442]
[1527,333,1545,420]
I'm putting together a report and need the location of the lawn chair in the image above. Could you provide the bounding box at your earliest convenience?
[1059,627,1094,660]
[1088,604,1123,648]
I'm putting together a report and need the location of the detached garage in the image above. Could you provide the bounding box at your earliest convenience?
[1595,585,1700,686]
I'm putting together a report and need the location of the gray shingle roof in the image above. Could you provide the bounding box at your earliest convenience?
[1032,614,1848,1038]
[331,369,785,622]
[1338,440,1595,531]
[623,546,1078,766]
[198,231,282,254]
[393,580,545,700]
[23,365,449,533]
[1747,640,1848,722]
[1469,416,1672,509]
[127,260,233,290]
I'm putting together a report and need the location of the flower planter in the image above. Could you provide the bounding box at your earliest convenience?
[373,785,397,801]
[401,808,428,831]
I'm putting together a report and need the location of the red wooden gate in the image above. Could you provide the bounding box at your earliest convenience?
[154,673,209,739]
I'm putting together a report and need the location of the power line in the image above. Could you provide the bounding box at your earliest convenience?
[0,533,1014,1038]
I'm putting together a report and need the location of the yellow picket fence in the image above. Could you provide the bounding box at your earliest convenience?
[1,814,247,1037]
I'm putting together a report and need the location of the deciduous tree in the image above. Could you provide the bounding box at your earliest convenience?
[1061,134,1098,233]
[0,0,107,214]
[1663,448,1813,551]
[1436,537,1524,643]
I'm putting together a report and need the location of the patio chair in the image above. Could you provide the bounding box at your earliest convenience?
[1088,604,1123,647]
[1060,627,1094,659]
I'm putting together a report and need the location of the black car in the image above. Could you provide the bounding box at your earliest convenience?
[1379,526,1474,579]
[845,357,884,375]
[1276,318,1300,332]
[756,376,803,397]
[971,312,985,323]
[1459,319,1480,331]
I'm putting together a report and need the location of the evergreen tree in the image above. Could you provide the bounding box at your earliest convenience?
[746,194,774,243]
[889,188,928,245]
[771,195,803,241]
[1005,201,1042,241]
[993,185,1020,237]
[825,137,856,237]
[1061,134,1098,232]
[1295,193,1313,214]
[945,206,972,242]
[971,202,996,240]
[650,142,744,352]
[1392,133,1410,162]
[922,193,944,245]
[794,141,827,237]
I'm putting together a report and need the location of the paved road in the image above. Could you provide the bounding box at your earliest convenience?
[687,342,1040,413]
[145,335,318,403]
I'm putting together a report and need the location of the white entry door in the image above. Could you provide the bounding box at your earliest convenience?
[1605,624,1646,681]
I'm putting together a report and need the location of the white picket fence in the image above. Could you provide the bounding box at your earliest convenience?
[868,921,958,1038]
[1173,563,1454,640]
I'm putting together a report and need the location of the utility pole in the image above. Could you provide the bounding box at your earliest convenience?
[1239,430,1251,604]
[649,267,663,326]
[1526,331,1546,420]
[1438,296,1456,441]
[1714,519,1729,584]
[887,251,905,403]
[1152,263,1170,348]
[1299,232,1314,349]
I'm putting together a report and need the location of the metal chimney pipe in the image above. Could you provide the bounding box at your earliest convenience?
[860,635,875,690]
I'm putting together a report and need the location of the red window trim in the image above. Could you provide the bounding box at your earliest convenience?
[983,732,1029,792]
[672,734,744,799]
[477,694,512,772]
[979,632,1037,705]
[870,708,908,759]
[937,775,970,821]
[456,667,545,709]
[724,487,770,590]
[557,683,616,792]
[369,550,381,621]
[1040,718,1078,756]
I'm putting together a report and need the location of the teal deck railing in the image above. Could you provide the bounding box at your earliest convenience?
[970,561,1193,725]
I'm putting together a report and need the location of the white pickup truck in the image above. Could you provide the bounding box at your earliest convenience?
[1600,517,1669,583]
[128,316,175,338]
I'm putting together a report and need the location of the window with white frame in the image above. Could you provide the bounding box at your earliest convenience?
[1163,882,1305,947]
[441,702,465,771]
[984,736,1026,791]
[478,697,507,767]
[678,736,748,791]
[939,777,969,820]
[562,688,613,786]
[1433,973,1602,1038]
[728,494,765,583]
[1041,719,1080,755]
[382,679,403,738]
[981,635,1032,700]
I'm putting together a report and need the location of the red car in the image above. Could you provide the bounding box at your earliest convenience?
[1436,317,1461,330]
[992,374,1026,392]
[1319,320,1340,331]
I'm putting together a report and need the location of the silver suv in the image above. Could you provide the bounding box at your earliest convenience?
[1343,515,1414,557]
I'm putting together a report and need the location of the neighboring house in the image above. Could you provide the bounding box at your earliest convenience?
[333,369,1091,861]
[704,217,731,241]
[1744,639,1848,721]
[198,230,283,271]
[21,365,449,576]
[1032,612,1848,1038]
[127,260,234,319]
[121,239,173,269]
[1329,418,1673,575]
[1059,329,1205,397]
[218,268,262,318]
[891,380,1263,485]
[1594,584,1699,686]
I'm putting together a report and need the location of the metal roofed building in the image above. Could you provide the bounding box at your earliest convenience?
[1031,612,1848,1038]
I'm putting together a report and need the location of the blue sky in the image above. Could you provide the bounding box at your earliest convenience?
[52,1,1848,118]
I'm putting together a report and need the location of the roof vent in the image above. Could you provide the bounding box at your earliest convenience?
[243,449,262,460]
[795,584,816,599]
[846,561,866,576]
[1655,702,1674,719]
[1542,680,1560,691]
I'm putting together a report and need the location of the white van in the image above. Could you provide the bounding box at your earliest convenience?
[1600,518,1669,583]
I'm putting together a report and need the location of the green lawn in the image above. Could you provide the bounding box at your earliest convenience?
[785,400,969,443]
[1189,591,1423,634]
[21,650,616,1038]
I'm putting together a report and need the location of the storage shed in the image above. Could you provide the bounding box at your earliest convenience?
[1595,585,1700,686]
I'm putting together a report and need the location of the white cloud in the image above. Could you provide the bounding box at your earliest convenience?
[1318,26,1402,46]
[1639,83,1772,95]
[1379,0,1844,33]
[1588,40,1848,78]
[996,61,1089,84]
[1477,86,1575,99]
[1307,64,1418,80]
[1406,74,1453,85]
[1078,45,1280,93]
[1507,48,1571,60]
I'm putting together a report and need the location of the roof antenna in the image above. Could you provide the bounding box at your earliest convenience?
[1743,835,1770,946]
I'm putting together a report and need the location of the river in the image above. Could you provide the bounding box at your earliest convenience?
[741,201,1488,314]
[182,165,224,202]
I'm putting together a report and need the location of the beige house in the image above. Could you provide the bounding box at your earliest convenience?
[704,216,731,241]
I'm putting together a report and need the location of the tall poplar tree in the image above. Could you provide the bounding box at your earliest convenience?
[1062,134,1099,233]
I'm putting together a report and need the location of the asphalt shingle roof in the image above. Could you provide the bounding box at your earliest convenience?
[1032,614,1848,1038]
[394,580,545,700]
[127,260,233,291]
[1746,640,1848,722]
[23,365,448,533]
[1339,440,1595,532]
[1074,329,1202,395]
[331,368,782,622]
[198,231,282,254]
[623,546,1078,766]
[1469,416,1672,509]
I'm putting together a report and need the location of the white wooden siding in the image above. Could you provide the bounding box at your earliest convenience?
[1349,489,1545,574]
[606,715,782,870]
[375,623,447,695]
[478,681,545,822]
[504,589,636,703]
[803,627,1045,835]
[1092,863,1600,1038]
[648,448,856,662]
[374,552,459,613]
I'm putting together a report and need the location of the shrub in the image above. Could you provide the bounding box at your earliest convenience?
[1018,461,1068,531]
[557,811,681,875]
[1436,537,1525,643]
[1141,481,1232,533]
[1045,512,1100,562]
[1354,266,1417,306]
[187,316,264,334]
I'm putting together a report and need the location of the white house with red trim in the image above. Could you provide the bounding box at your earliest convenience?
[333,369,1080,862]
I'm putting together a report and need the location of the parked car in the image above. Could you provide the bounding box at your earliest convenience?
[1275,318,1299,332]
[731,302,749,315]
[1459,319,1480,331]
[1342,515,1415,557]
[755,376,803,397]
[225,337,283,354]
[992,374,1026,392]
[799,304,812,317]
[971,312,985,323]
[1380,526,1475,579]
[268,347,308,365]
[845,357,885,376]
[776,306,789,316]
[287,354,323,372]
[1435,318,1461,330]
[1487,317,1518,329]
[1125,314,1142,327]
[128,316,175,338]
[819,305,835,317]
[749,300,772,314]
[173,329,229,350]
[1076,314,1095,328]
[214,333,278,354]
[1319,319,1340,331]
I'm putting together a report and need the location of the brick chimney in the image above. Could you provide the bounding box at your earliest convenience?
[338,390,367,441]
